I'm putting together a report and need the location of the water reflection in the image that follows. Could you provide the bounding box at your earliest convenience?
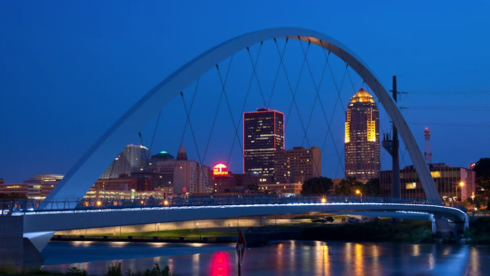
[42,241,490,276]
[210,252,229,276]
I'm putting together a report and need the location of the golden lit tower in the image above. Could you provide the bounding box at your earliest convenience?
[344,88,380,181]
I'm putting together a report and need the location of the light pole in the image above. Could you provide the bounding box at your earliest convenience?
[356,189,362,202]
[457,181,465,202]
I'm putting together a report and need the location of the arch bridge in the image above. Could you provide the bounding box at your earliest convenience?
[0,28,466,268]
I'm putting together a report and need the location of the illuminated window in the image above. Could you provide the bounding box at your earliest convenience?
[406,182,417,189]
[430,171,441,178]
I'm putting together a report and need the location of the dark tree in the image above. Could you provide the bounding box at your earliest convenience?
[247,183,258,192]
[365,177,381,196]
[301,177,334,196]
[334,177,363,196]
[474,158,490,197]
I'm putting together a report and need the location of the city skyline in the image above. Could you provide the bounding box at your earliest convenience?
[1,1,489,184]
[1,3,490,273]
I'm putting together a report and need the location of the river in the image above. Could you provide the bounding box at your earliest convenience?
[41,241,490,275]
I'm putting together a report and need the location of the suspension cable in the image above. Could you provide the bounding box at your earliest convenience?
[172,79,201,173]
[267,38,289,107]
[298,39,344,176]
[200,56,235,168]
[227,42,267,165]
[273,37,312,148]
[216,61,244,160]
[246,42,267,108]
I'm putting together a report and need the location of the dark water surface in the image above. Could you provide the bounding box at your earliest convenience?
[41,240,490,275]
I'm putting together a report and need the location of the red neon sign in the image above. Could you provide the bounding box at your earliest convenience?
[213,163,229,176]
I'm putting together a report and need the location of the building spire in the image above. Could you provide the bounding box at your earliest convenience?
[176,144,188,161]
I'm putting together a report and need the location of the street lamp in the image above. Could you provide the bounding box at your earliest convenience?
[456,181,465,202]
[356,189,362,202]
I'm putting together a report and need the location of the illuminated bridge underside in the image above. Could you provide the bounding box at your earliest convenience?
[45,27,440,204]
[23,203,465,233]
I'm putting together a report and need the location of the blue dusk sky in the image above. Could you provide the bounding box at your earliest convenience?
[1,1,489,183]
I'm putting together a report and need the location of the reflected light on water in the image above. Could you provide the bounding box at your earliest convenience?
[210,251,230,276]
[372,244,380,274]
[72,241,93,247]
[470,247,479,275]
[110,242,129,247]
[412,244,420,257]
[189,243,205,247]
[322,245,330,275]
[354,243,364,276]
[429,253,435,270]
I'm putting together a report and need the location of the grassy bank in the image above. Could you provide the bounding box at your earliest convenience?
[100,229,235,238]
[467,217,490,243]
[302,220,434,243]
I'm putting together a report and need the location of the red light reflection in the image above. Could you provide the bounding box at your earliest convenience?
[210,251,230,276]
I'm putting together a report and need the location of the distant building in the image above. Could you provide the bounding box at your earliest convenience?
[152,145,211,194]
[258,182,303,196]
[243,108,285,176]
[274,146,321,184]
[380,163,476,201]
[148,150,176,187]
[344,89,380,181]
[85,177,170,200]
[0,174,63,199]
[211,163,273,193]
[101,144,149,179]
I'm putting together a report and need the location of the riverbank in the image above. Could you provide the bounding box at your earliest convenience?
[52,217,490,245]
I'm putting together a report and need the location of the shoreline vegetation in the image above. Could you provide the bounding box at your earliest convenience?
[0,263,174,276]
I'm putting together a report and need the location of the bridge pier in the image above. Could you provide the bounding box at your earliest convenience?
[0,216,44,272]
[432,215,469,239]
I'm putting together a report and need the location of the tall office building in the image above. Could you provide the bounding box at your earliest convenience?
[101,144,149,179]
[274,146,322,183]
[344,88,380,181]
[243,108,285,176]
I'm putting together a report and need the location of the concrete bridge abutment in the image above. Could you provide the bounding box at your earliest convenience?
[0,216,44,272]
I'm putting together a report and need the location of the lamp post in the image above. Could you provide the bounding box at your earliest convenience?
[457,181,465,202]
[356,189,362,202]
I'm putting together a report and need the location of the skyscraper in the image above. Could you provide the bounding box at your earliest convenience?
[101,144,149,179]
[344,88,380,181]
[243,108,285,176]
[274,146,321,183]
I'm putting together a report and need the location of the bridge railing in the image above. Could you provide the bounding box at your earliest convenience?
[0,195,466,216]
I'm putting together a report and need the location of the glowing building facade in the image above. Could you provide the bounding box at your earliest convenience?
[380,163,476,201]
[274,146,321,183]
[344,88,380,181]
[243,108,285,176]
[101,144,149,179]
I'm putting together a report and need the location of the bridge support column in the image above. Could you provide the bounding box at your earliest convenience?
[0,216,44,272]
[431,217,436,234]
[453,214,470,234]
[433,217,454,238]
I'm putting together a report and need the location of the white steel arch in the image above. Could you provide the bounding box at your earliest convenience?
[44,27,440,204]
